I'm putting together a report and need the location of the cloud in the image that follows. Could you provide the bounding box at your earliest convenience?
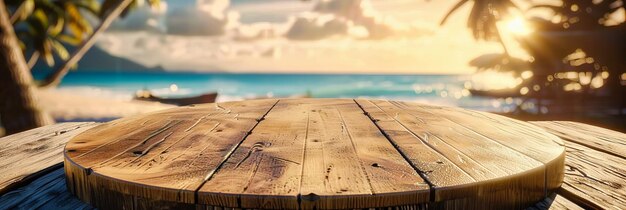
[110,0,431,40]
[233,22,286,41]
[285,13,351,40]
[96,0,505,74]
[284,0,430,40]
[165,0,239,36]
[96,29,501,74]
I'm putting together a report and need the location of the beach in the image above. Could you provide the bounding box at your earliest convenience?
[36,88,175,122]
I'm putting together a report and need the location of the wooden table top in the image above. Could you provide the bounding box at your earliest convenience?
[64,99,566,209]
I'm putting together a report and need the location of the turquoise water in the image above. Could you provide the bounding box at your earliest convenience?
[43,71,514,112]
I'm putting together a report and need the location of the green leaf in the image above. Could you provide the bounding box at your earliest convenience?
[42,40,55,66]
[73,0,101,16]
[31,9,49,29]
[56,34,82,45]
[48,14,65,36]
[51,39,69,61]
[12,0,35,23]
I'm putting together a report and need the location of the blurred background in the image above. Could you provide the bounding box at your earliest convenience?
[1,0,624,136]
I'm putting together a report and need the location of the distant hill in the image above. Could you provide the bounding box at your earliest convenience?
[32,46,164,73]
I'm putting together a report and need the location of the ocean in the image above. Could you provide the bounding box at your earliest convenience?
[43,71,518,112]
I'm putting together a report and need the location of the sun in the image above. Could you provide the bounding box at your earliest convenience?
[505,16,533,36]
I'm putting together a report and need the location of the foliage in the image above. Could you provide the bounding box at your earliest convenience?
[6,0,99,67]
[5,0,160,69]
[442,0,625,113]
[440,0,520,41]
[441,0,624,38]
[529,0,624,30]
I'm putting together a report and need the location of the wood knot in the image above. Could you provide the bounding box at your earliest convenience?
[86,168,94,175]
[253,142,271,148]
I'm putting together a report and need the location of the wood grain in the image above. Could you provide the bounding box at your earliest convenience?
[0,167,93,210]
[533,122,626,210]
[198,99,429,209]
[0,122,97,194]
[64,99,567,209]
[532,121,626,158]
[65,99,279,207]
[560,144,626,210]
[355,99,565,209]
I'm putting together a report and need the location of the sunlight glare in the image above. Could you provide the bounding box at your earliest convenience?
[506,17,533,36]
[521,71,533,79]
[169,84,179,92]
[471,71,522,90]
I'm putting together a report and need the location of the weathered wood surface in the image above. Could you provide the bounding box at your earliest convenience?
[0,167,92,210]
[355,99,565,209]
[198,99,428,209]
[533,121,626,210]
[64,99,279,207]
[1,107,624,210]
[0,122,98,194]
[533,121,626,158]
[64,99,565,209]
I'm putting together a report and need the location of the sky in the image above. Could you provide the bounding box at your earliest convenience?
[96,0,510,74]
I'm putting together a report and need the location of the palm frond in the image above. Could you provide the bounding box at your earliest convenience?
[440,0,469,25]
[10,0,35,23]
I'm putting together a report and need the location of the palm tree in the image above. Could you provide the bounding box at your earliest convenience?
[11,0,98,69]
[0,0,54,134]
[440,0,519,55]
[40,0,160,87]
[443,0,625,113]
[0,0,159,134]
[521,0,625,98]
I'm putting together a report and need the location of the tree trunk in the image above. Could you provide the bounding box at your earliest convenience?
[39,0,133,88]
[0,0,53,134]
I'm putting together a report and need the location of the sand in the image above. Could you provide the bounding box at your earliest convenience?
[36,89,175,122]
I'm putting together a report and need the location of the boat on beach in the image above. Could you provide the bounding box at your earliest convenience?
[134,90,218,106]
[469,88,522,98]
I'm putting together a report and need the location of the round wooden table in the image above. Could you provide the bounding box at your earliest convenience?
[64,99,565,209]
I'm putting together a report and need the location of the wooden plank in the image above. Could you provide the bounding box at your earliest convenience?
[64,99,279,206]
[300,99,428,209]
[532,121,626,158]
[560,140,626,209]
[423,104,565,164]
[197,99,310,209]
[0,166,94,210]
[298,100,377,209]
[441,107,567,192]
[356,99,565,209]
[62,99,569,209]
[528,193,583,210]
[0,167,93,210]
[532,122,626,210]
[355,99,476,188]
[0,122,97,194]
[198,99,429,209]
